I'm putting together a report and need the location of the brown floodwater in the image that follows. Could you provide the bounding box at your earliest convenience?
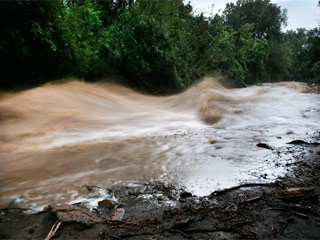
[0,78,319,210]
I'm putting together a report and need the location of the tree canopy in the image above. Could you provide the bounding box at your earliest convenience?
[223,0,287,40]
[0,0,319,92]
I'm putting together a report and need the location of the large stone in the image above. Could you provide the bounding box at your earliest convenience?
[98,199,116,210]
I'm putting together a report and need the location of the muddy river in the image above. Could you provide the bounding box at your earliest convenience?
[0,78,319,210]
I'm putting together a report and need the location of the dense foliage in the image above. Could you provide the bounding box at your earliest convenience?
[283,28,320,84]
[0,0,319,92]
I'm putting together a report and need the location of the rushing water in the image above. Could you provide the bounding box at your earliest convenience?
[0,78,319,210]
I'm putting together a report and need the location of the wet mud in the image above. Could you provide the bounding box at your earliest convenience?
[1,134,319,240]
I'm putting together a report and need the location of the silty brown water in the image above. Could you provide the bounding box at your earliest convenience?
[0,78,319,210]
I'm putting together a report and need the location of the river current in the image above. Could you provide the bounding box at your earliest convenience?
[0,78,319,210]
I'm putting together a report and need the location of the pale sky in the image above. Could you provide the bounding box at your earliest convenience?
[187,0,320,30]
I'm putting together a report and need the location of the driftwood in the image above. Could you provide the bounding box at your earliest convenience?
[44,220,62,240]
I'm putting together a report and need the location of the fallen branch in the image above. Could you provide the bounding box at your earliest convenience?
[210,183,271,197]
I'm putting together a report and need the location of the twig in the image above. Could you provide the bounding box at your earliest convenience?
[44,220,62,240]
[243,196,262,204]
[239,190,248,202]
[268,207,286,211]
[119,222,140,228]
[221,213,239,222]
[111,235,121,240]
[225,204,234,212]
[295,212,308,218]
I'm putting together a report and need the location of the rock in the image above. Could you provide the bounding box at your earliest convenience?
[256,142,274,150]
[111,208,125,221]
[287,140,320,145]
[180,191,193,199]
[287,140,309,145]
[209,140,217,144]
[52,205,106,225]
[98,199,116,210]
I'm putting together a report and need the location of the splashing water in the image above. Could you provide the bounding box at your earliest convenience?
[0,78,319,209]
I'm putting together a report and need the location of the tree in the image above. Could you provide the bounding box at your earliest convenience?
[223,0,287,40]
[304,28,320,84]
[1,0,308,91]
[222,0,289,82]
[283,27,320,84]
[0,1,67,89]
[283,29,308,80]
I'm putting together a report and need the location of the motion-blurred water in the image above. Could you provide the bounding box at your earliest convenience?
[0,78,319,209]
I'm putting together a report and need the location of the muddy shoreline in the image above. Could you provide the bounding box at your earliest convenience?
[1,134,320,240]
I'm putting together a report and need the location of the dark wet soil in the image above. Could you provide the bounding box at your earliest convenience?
[1,134,320,240]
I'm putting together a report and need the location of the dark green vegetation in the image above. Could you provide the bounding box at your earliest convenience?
[0,0,319,92]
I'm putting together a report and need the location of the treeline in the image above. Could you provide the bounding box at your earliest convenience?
[0,0,319,92]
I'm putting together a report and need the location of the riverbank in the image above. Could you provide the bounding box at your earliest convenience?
[1,133,319,240]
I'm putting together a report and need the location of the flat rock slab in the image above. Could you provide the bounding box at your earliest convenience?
[52,205,106,225]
